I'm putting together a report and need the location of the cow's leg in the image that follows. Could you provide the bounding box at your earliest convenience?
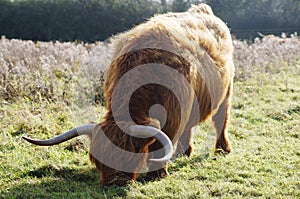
[174,128,193,158]
[146,141,169,180]
[212,85,232,154]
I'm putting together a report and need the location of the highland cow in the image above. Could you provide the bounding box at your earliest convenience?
[23,3,235,186]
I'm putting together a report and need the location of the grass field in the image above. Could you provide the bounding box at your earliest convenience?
[0,36,299,198]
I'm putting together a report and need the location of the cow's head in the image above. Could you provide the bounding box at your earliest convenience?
[23,122,173,186]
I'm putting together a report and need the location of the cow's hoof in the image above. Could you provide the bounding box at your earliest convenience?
[175,145,193,158]
[215,139,231,155]
[184,145,193,157]
[214,146,231,155]
[145,169,169,181]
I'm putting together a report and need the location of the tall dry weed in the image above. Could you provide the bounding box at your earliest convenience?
[233,34,300,79]
[0,36,111,103]
[0,34,299,102]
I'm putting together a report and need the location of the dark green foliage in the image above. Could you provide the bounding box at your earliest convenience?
[205,0,300,39]
[0,0,164,42]
[0,0,299,41]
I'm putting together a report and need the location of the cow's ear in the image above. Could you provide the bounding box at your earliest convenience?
[148,118,161,130]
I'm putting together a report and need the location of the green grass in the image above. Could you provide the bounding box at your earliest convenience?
[1,68,299,198]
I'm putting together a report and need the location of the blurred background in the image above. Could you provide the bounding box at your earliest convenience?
[0,0,299,42]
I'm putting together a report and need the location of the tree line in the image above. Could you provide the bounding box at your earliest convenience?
[0,0,299,42]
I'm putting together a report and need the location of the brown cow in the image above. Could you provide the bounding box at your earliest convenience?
[23,3,234,186]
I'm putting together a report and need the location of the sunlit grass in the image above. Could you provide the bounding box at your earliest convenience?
[0,36,299,198]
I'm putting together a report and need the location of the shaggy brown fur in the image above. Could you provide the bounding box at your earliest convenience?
[90,3,234,186]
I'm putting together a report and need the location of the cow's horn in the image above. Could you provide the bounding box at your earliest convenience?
[129,125,173,163]
[22,124,96,146]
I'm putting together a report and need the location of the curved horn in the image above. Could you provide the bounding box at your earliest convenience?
[22,124,97,146]
[129,125,173,163]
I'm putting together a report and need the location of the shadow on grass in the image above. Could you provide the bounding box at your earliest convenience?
[136,153,212,185]
[170,153,211,171]
[3,154,215,198]
[2,165,129,199]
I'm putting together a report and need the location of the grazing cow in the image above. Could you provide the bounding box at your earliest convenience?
[23,3,235,186]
